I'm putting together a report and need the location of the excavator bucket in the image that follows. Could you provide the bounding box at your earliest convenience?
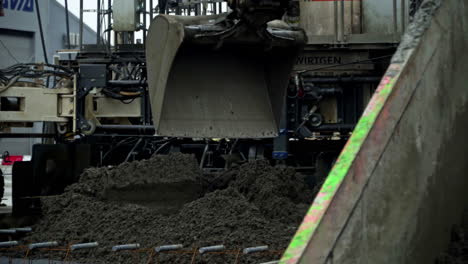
[146,14,306,138]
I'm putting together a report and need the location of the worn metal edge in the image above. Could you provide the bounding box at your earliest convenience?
[280,1,442,261]
[280,67,399,264]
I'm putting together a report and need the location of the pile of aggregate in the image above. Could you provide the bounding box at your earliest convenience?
[19,153,314,264]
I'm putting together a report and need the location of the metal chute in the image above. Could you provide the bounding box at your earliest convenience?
[146,13,306,138]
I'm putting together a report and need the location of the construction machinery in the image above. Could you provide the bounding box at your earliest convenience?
[3,0,468,264]
[0,0,415,227]
[0,0,410,214]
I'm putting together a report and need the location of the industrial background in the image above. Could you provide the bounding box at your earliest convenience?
[0,0,95,154]
[0,0,467,264]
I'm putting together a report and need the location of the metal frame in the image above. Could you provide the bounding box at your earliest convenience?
[0,85,141,129]
[281,0,441,262]
[306,0,410,45]
[0,87,72,123]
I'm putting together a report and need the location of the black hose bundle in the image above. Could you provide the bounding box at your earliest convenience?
[0,63,74,93]
[102,88,142,102]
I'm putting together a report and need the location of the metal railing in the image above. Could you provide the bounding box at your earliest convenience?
[305,0,411,45]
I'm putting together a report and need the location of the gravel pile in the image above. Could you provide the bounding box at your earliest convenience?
[19,153,314,264]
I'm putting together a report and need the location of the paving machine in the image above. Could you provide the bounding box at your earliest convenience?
[0,0,417,214]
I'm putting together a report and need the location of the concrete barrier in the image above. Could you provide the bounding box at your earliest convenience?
[281,0,468,263]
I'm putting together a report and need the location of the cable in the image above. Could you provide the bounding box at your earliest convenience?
[0,76,20,94]
[124,138,143,162]
[0,39,20,63]
[35,0,49,64]
[64,0,71,60]
[154,138,176,154]
[199,142,209,168]
[0,63,73,90]
[295,105,318,134]
[120,91,141,96]
[102,137,139,161]
[121,98,135,104]
[101,88,141,101]
[97,0,101,44]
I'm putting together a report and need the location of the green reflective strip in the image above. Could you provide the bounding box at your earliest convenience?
[280,74,397,264]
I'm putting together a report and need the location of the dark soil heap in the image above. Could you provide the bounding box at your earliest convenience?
[436,211,468,264]
[21,153,314,264]
[436,227,468,264]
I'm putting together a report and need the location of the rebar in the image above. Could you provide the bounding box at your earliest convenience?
[112,243,140,252]
[70,242,99,251]
[12,227,32,233]
[243,246,269,254]
[28,241,59,250]
[0,229,16,234]
[0,241,18,248]
[199,245,225,254]
[155,244,184,253]
[17,241,283,263]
